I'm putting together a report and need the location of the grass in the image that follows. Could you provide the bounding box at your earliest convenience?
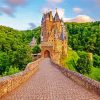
[61,47,100,82]
[86,67,100,81]
[60,47,79,71]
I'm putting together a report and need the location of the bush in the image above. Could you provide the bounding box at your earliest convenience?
[0,52,10,75]
[32,45,41,54]
[3,66,20,76]
[93,54,100,68]
[60,47,79,71]
[75,51,91,74]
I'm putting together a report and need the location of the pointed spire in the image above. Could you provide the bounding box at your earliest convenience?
[54,8,60,21]
[56,8,58,13]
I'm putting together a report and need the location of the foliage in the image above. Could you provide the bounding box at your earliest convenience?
[75,51,91,74]
[32,45,41,54]
[86,67,100,81]
[76,52,92,74]
[61,50,92,75]
[60,47,79,71]
[22,27,41,44]
[63,21,100,81]
[93,54,100,68]
[0,26,32,76]
[65,21,100,55]
[2,66,20,76]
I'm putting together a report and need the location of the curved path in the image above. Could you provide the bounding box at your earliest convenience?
[1,58,100,100]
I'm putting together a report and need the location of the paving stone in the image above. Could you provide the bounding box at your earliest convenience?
[1,58,100,100]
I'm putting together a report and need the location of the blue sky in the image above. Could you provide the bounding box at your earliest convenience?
[0,0,100,30]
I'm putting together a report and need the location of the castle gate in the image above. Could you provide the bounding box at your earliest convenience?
[44,50,50,58]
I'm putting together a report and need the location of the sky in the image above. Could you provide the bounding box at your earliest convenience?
[0,0,100,30]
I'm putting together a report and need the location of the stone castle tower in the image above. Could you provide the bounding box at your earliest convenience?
[41,9,68,64]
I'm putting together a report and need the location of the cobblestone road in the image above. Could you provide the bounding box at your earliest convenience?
[1,58,100,100]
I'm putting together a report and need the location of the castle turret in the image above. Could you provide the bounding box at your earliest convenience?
[54,9,60,21]
[50,11,53,21]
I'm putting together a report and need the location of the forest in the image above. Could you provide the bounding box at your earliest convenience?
[63,21,100,81]
[0,26,41,76]
[0,26,31,76]
[66,21,100,55]
[0,21,100,81]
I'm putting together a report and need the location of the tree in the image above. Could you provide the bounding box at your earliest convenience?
[75,51,91,74]
[0,26,32,76]
[93,54,100,68]
[32,45,41,54]
[65,21,100,55]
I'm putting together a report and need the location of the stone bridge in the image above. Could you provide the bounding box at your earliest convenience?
[0,58,100,100]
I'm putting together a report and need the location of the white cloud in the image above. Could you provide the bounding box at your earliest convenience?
[0,6,14,16]
[65,15,94,23]
[0,0,27,16]
[47,0,63,3]
[41,7,93,23]
[73,7,83,14]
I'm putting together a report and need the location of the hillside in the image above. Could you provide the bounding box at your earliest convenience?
[64,21,100,81]
[0,21,100,81]
[65,21,100,55]
[21,27,41,44]
[0,26,32,76]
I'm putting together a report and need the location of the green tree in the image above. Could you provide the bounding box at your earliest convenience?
[93,54,100,68]
[75,51,91,74]
[32,45,41,54]
[65,21,100,55]
[0,26,32,76]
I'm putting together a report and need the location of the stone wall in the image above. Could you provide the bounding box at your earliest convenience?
[52,62,100,96]
[0,58,42,98]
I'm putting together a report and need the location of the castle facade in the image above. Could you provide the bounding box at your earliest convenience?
[41,9,68,64]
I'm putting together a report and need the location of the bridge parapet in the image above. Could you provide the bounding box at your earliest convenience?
[0,58,43,98]
[52,61,100,96]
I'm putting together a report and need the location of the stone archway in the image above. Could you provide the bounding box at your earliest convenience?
[44,50,50,58]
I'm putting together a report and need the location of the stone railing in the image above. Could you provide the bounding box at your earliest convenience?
[52,62,100,96]
[0,58,42,98]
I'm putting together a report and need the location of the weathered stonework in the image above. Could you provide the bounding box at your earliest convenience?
[52,61,100,96]
[0,58,42,98]
[41,9,68,64]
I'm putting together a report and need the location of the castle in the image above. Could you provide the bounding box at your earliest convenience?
[41,9,68,64]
